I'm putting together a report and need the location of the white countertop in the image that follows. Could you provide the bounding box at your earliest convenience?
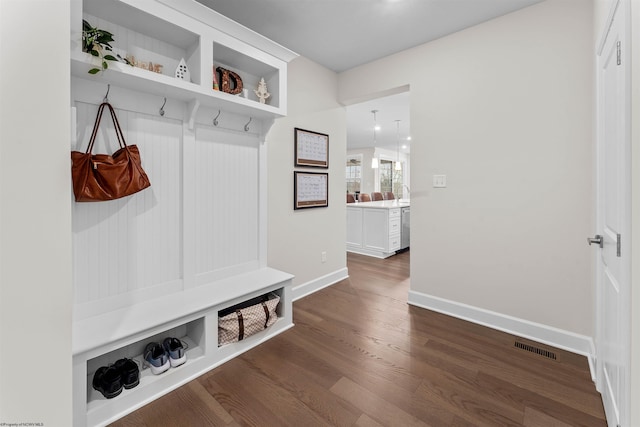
[347,200,410,209]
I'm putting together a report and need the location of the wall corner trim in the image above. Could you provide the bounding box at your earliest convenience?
[407,290,596,379]
[292,268,349,302]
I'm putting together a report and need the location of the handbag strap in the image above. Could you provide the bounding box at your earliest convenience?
[85,102,129,154]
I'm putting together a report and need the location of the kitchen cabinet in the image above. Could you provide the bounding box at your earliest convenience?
[346,200,409,258]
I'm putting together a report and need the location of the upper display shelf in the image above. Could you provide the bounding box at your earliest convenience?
[71,0,297,118]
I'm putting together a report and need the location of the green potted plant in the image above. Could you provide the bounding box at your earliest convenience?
[82,19,130,74]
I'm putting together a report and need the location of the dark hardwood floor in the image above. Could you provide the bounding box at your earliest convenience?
[112,251,606,427]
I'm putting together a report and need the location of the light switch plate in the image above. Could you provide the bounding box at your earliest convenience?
[433,175,447,188]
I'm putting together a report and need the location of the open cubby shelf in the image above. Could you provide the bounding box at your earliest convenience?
[86,335,203,409]
[70,51,282,120]
[73,0,292,120]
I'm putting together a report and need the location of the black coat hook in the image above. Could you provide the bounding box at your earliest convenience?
[244,117,252,132]
[159,97,167,116]
[213,110,221,126]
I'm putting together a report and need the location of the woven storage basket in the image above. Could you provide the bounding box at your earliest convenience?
[218,293,280,346]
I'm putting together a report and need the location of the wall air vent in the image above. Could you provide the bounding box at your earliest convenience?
[514,341,557,360]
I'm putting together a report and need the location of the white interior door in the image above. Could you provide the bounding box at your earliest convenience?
[594,1,630,426]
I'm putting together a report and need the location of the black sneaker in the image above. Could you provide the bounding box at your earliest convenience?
[114,358,140,389]
[92,366,123,399]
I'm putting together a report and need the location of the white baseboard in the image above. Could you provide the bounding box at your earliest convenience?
[408,290,596,380]
[292,268,349,302]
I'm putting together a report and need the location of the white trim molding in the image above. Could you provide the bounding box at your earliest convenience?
[292,268,349,302]
[408,290,596,380]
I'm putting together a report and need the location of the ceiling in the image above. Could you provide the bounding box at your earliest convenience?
[346,91,411,153]
[196,0,543,152]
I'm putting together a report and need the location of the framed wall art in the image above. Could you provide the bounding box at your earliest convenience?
[294,171,328,209]
[294,127,329,168]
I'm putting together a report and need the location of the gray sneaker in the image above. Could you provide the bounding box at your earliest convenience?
[144,342,170,375]
[163,337,186,367]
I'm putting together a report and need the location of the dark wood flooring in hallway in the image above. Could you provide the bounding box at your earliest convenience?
[112,251,606,426]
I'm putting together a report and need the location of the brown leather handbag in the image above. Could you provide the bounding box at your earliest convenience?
[71,102,151,202]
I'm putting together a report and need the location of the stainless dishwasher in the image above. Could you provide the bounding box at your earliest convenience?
[400,207,410,250]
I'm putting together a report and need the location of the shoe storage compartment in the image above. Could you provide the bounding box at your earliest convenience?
[82,316,208,426]
[217,288,283,347]
[213,283,292,371]
[86,318,205,405]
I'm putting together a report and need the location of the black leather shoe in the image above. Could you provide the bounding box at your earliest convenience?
[92,366,123,399]
[114,358,140,389]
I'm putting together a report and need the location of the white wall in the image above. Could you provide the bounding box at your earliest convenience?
[339,0,595,339]
[267,56,347,297]
[0,0,73,424]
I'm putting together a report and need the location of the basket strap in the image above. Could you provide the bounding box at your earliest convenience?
[261,302,270,329]
[236,310,244,341]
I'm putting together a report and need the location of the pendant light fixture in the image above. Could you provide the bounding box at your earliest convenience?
[395,119,402,171]
[371,110,379,169]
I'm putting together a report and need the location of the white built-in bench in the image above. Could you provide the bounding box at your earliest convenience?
[73,268,293,426]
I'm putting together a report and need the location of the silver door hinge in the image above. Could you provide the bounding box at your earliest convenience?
[617,41,621,65]
[617,233,621,257]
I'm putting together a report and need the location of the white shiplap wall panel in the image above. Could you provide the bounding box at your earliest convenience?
[72,102,182,316]
[193,125,259,284]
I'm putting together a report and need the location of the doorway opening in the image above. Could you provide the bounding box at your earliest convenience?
[345,89,411,263]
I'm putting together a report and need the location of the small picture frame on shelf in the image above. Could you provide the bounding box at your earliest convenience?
[294,171,328,210]
[294,128,329,168]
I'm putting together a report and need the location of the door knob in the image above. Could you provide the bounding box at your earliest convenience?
[587,234,603,248]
